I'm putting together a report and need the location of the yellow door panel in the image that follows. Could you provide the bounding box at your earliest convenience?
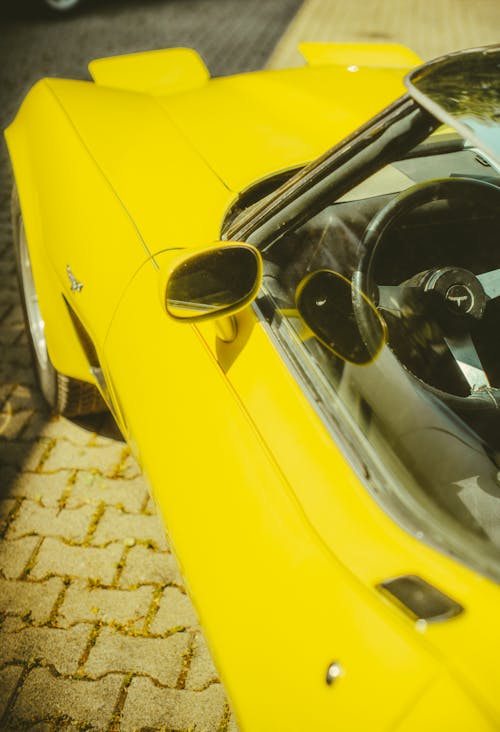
[104,255,458,731]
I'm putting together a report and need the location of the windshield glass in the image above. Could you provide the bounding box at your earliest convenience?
[253,110,500,581]
[406,45,500,168]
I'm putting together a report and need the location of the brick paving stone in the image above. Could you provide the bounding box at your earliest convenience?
[66,471,150,513]
[58,580,154,629]
[0,344,31,369]
[114,451,142,479]
[21,413,96,442]
[2,304,23,330]
[0,535,39,579]
[1,615,25,633]
[0,577,63,623]
[0,365,35,387]
[0,497,18,521]
[84,626,189,685]
[150,586,199,635]
[0,664,23,720]
[119,544,183,588]
[91,506,168,549]
[121,677,227,732]
[0,284,19,306]
[27,412,117,446]
[0,384,16,410]
[186,632,220,691]
[0,618,92,674]
[2,470,73,507]
[0,408,34,440]
[11,667,123,730]
[0,325,24,348]
[6,501,95,543]
[30,537,124,584]
[227,712,240,732]
[41,439,127,475]
[1,383,43,414]
[22,414,95,443]
[144,493,157,515]
[0,438,55,471]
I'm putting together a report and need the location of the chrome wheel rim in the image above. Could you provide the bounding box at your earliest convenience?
[19,219,49,371]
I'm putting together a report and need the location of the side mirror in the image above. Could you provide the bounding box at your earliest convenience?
[296,270,386,365]
[162,242,262,321]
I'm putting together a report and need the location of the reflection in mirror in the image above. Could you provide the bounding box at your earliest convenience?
[166,245,261,320]
[295,270,386,364]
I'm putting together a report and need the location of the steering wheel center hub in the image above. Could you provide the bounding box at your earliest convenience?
[422,266,487,319]
[444,283,475,313]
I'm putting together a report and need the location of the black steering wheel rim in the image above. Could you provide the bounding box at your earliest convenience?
[352,176,500,411]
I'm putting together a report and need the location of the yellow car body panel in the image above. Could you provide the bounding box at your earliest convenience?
[158,64,410,193]
[197,308,500,727]
[105,253,498,729]
[5,49,410,381]
[5,80,155,379]
[88,47,210,95]
[103,255,460,731]
[5,76,233,380]
[5,43,500,730]
[299,41,423,68]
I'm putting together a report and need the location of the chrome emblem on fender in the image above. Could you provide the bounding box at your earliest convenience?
[66,265,84,293]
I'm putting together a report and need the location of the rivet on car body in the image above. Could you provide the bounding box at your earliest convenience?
[325,662,343,686]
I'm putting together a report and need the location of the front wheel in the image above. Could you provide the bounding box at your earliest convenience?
[12,187,105,417]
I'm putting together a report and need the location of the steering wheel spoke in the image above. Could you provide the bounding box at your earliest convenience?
[444,333,490,392]
[477,268,500,301]
[377,284,421,314]
[377,285,405,312]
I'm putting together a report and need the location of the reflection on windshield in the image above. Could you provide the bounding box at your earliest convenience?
[258,118,500,581]
[406,45,500,167]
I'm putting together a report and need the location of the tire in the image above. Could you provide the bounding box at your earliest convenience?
[12,187,106,417]
[42,0,82,13]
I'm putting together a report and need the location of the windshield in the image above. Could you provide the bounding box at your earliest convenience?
[249,83,500,580]
[406,44,500,168]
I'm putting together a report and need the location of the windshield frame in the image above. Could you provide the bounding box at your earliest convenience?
[225,95,438,245]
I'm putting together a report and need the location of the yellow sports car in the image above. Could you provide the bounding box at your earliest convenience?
[6,42,500,730]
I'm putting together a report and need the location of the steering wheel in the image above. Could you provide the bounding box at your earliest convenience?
[352,177,500,411]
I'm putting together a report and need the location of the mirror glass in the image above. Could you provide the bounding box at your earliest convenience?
[166,245,261,320]
[296,270,385,364]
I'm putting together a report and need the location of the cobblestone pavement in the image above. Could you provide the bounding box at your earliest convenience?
[1,0,500,729]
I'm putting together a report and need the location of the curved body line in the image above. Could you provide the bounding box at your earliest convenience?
[44,78,154,260]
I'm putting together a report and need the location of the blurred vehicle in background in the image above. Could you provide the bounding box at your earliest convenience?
[42,0,82,13]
